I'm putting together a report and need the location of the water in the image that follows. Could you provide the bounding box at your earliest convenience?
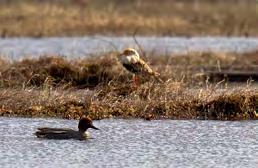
[0,36,258,60]
[0,117,257,168]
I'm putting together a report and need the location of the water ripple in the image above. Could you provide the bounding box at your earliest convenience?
[0,117,257,168]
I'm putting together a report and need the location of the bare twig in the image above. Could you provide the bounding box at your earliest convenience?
[132,28,146,59]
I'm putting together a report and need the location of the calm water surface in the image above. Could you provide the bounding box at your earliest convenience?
[0,117,257,168]
[0,36,258,60]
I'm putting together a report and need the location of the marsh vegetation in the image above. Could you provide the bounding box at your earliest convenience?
[0,0,256,37]
[0,51,257,120]
[0,0,257,120]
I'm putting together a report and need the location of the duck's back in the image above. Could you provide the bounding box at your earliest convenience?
[35,127,86,140]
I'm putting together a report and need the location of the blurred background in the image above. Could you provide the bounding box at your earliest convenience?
[0,0,256,37]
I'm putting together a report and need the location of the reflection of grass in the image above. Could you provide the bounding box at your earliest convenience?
[0,0,256,37]
[0,51,257,120]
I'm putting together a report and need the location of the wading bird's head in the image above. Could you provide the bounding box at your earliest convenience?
[119,48,139,58]
[123,48,139,57]
[118,48,140,64]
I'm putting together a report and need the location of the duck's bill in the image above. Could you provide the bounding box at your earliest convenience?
[91,125,99,130]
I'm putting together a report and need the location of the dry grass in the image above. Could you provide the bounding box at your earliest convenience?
[0,51,257,120]
[0,0,257,37]
[0,84,257,120]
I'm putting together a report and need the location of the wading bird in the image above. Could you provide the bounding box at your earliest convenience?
[117,48,162,85]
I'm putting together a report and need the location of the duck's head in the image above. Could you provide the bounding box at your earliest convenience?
[78,117,99,132]
[119,48,140,59]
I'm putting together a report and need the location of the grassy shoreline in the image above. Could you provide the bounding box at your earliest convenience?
[0,51,257,120]
[0,0,257,37]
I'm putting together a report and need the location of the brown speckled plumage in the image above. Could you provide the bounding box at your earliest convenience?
[118,48,162,82]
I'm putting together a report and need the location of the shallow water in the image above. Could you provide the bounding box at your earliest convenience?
[0,36,258,60]
[0,117,257,168]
